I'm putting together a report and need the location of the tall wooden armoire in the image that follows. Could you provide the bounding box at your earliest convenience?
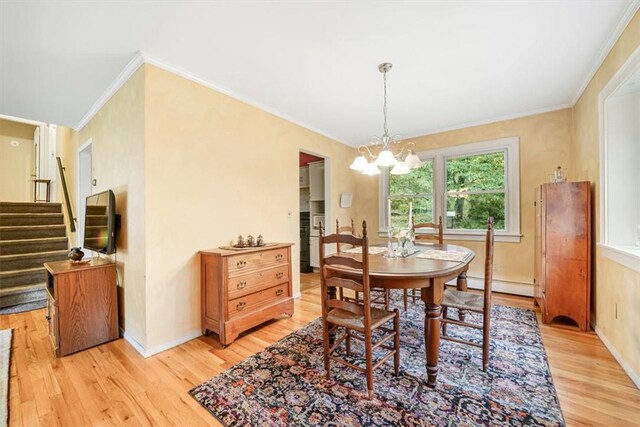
[534,181,591,331]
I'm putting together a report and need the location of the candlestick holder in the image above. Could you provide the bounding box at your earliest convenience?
[384,226,397,258]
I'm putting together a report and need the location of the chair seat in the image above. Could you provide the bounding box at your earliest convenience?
[442,288,484,311]
[327,307,396,332]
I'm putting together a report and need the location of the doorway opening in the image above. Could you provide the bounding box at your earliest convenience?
[77,139,93,252]
[299,150,329,293]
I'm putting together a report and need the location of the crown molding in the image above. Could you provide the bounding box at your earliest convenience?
[399,103,572,143]
[73,52,146,131]
[570,0,640,106]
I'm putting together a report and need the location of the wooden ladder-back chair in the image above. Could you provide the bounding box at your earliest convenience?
[403,216,444,310]
[441,217,494,371]
[336,219,389,310]
[320,220,400,399]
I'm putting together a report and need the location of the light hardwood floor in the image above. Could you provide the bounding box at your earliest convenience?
[2,274,639,426]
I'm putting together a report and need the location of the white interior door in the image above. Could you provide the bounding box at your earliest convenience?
[78,141,93,249]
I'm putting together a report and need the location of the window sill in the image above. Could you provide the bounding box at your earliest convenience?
[377,231,521,243]
[599,243,640,274]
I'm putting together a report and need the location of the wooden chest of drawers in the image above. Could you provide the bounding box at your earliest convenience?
[200,244,294,346]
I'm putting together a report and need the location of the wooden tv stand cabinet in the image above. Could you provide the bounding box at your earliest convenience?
[44,258,119,357]
[200,244,294,346]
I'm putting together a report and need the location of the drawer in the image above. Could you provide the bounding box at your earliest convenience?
[228,282,290,319]
[227,247,289,276]
[227,264,289,299]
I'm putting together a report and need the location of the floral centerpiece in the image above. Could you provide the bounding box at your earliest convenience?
[394,228,415,256]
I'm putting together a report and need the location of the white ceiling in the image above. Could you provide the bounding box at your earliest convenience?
[1,1,638,146]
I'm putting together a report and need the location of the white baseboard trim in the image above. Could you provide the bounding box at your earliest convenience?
[593,325,640,390]
[120,327,147,357]
[447,276,533,297]
[121,327,202,358]
[293,291,302,299]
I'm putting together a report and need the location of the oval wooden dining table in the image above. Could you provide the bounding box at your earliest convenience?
[325,243,475,388]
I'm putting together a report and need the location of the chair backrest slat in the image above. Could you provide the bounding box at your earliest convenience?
[323,255,362,270]
[323,233,361,248]
[413,216,443,244]
[326,276,363,294]
[326,299,365,315]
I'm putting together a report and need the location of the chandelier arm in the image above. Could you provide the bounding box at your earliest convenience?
[358,145,375,158]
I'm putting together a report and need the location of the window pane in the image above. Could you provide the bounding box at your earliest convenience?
[446,152,505,192]
[390,197,432,230]
[412,197,433,225]
[446,193,505,230]
[390,160,433,195]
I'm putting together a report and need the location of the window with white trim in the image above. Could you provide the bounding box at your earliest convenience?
[598,54,640,273]
[380,137,520,242]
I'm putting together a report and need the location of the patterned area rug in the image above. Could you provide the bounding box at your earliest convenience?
[190,300,564,426]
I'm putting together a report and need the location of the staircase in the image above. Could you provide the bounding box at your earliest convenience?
[0,202,69,311]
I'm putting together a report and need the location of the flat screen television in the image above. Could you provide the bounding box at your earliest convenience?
[83,189,117,255]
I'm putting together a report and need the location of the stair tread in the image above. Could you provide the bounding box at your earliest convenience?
[0,237,68,244]
[0,249,68,260]
[0,224,65,229]
[0,283,46,295]
[0,266,46,276]
[0,202,61,205]
[0,212,63,217]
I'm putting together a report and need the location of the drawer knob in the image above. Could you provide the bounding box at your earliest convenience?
[276,289,284,296]
[236,260,246,268]
[275,254,283,261]
[236,301,246,311]
[276,272,284,279]
[236,281,246,290]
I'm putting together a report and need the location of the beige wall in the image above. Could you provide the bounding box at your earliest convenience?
[67,68,148,348]
[0,118,36,202]
[143,64,356,349]
[573,11,640,380]
[353,109,574,287]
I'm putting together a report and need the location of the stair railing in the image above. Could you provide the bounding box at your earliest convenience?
[56,157,76,232]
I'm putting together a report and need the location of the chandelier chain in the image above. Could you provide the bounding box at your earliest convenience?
[383,69,388,138]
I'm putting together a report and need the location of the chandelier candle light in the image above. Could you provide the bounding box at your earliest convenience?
[350,63,423,176]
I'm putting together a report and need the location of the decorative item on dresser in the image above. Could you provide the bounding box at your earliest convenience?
[534,181,591,331]
[44,258,119,357]
[200,243,294,346]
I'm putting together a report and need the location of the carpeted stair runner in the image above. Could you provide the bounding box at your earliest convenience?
[0,202,69,312]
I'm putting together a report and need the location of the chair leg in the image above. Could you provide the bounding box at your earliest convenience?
[384,289,390,311]
[411,289,417,303]
[338,287,344,301]
[403,289,408,311]
[364,327,374,399]
[322,320,331,379]
[441,307,448,336]
[393,309,400,376]
[482,314,491,372]
[345,329,351,356]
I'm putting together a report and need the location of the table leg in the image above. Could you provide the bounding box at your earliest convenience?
[456,270,468,321]
[424,302,442,388]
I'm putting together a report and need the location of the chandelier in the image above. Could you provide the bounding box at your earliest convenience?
[350,62,423,176]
